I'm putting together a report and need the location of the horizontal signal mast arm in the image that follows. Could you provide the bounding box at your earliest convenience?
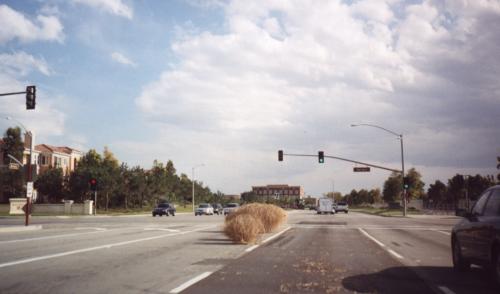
[283,153,402,173]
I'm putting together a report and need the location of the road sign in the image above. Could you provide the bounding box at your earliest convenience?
[9,163,20,170]
[27,182,34,198]
[353,167,370,172]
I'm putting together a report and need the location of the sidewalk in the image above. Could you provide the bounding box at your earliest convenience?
[0,225,43,233]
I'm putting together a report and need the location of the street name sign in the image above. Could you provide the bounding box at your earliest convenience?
[27,182,34,198]
[9,163,19,170]
[353,167,370,172]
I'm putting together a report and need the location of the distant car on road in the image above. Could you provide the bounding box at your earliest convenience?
[212,203,223,215]
[195,203,214,216]
[223,203,240,215]
[335,202,349,213]
[152,203,176,217]
[452,185,500,285]
[317,198,335,214]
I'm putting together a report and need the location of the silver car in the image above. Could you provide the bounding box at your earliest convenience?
[335,202,349,213]
[195,203,214,216]
[223,203,240,215]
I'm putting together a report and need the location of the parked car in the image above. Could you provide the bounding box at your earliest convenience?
[152,203,176,217]
[195,203,214,216]
[223,203,240,215]
[212,203,223,215]
[335,202,349,213]
[452,185,500,285]
[317,198,335,214]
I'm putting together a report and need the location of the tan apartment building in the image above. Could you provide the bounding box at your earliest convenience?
[0,140,83,177]
[252,184,304,201]
[33,144,83,176]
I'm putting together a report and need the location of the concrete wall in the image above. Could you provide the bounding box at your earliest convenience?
[8,199,93,215]
[32,204,65,214]
[407,199,423,210]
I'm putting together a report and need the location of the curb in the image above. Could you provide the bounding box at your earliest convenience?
[0,225,43,233]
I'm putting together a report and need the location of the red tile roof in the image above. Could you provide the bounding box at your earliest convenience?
[35,144,81,154]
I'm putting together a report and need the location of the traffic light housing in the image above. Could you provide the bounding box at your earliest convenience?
[318,151,324,163]
[278,150,283,161]
[26,85,36,110]
[89,178,97,191]
[403,176,410,189]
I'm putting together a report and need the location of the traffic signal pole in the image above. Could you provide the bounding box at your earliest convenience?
[400,135,406,217]
[0,86,36,110]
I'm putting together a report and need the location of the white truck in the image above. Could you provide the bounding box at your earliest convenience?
[317,198,335,214]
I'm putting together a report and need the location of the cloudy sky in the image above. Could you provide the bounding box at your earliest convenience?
[0,0,499,195]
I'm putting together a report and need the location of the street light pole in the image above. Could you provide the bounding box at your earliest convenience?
[191,164,205,213]
[5,116,33,225]
[351,123,407,216]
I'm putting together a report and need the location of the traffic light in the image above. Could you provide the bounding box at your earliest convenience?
[26,85,36,110]
[318,151,324,163]
[403,176,410,189]
[89,178,97,191]
[278,150,283,161]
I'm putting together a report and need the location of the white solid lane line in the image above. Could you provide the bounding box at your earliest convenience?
[438,286,456,294]
[358,228,386,248]
[245,245,259,252]
[387,249,404,259]
[244,226,291,253]
[262,226,291,244]
[170,272,213,294]
[434,230,451,236]
[143,228,181,232]
[358,228,404,260]
[0,225,216,269]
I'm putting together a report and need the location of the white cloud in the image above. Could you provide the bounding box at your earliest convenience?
[133,0,500,195]
[0,51,52,76]
[0,55,66,144]
[110,52,136,67]
[0,4,64,44]
[73,0,133,19]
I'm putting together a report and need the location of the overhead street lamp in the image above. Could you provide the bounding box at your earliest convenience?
[5,116,34,225]
[350,123,407,216]
[192,164,205,213]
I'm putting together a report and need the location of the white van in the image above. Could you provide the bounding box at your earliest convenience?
[317,198,335,214]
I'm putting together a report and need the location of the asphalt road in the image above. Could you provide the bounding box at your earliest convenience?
[0,211,498,293]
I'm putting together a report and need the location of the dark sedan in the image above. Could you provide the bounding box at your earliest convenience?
[452,185,500,285]
[152,203,176,217]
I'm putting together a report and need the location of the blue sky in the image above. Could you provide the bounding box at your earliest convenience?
[0,0,499,195]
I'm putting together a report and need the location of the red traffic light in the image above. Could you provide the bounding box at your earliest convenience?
[89,178,97,191]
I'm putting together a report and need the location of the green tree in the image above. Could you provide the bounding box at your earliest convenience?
[35,168,64,203]
[466,174,495,200]
[427,180,447,205]
[497,156,500,183]
[383,172,402,203]
[406,168,425,200]
[68,149,103,202]
[0,127,25,199]
[447,174,464,206]
[100,147,120,210]
[368,188,382,204]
